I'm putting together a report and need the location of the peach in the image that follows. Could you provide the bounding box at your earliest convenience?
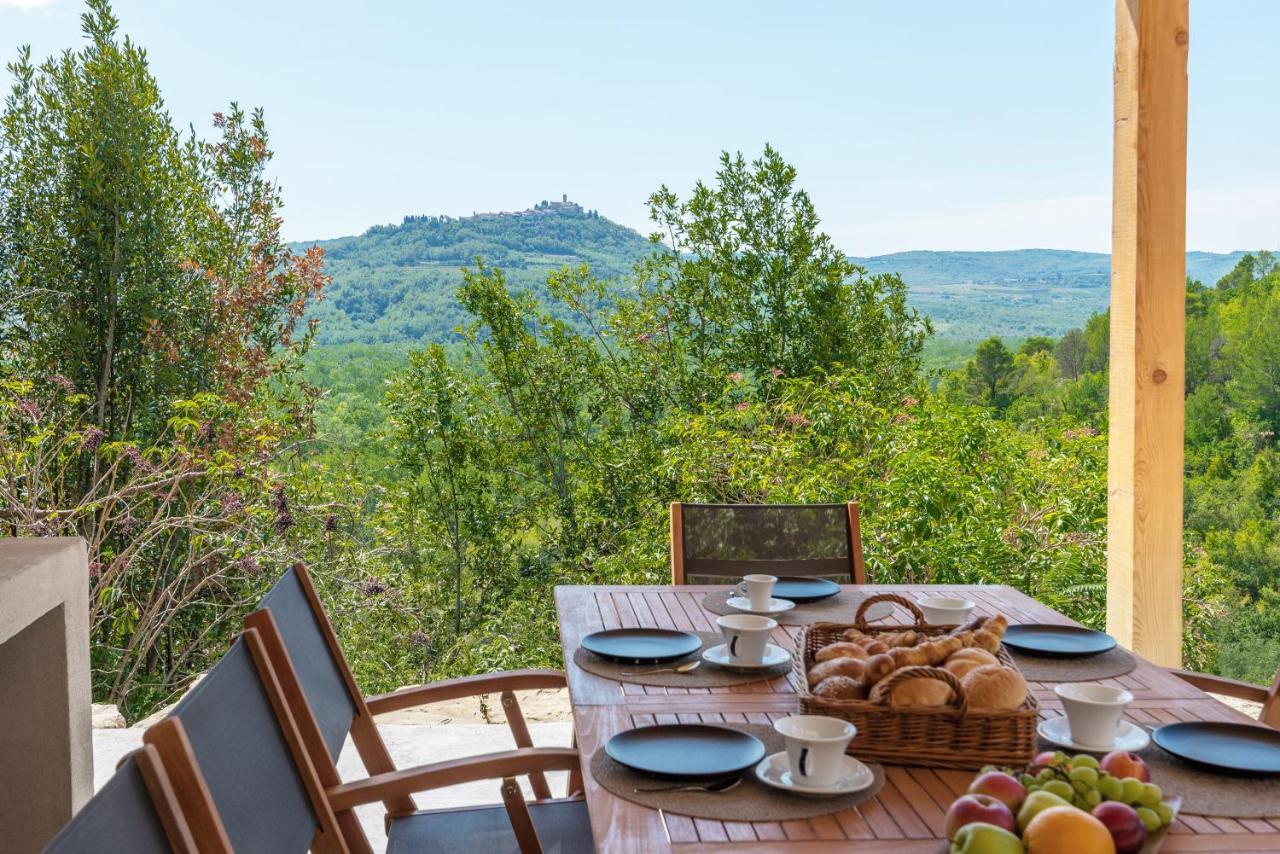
[1023,805,1116,854]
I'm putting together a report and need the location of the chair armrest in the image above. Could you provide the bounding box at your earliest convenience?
[365,669,567,715]
[325,747,581,812]
[1167,668,1269,702]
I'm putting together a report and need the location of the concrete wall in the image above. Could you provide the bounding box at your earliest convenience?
[0,538,91,853]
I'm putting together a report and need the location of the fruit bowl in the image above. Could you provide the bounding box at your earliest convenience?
[944,749,1180,853]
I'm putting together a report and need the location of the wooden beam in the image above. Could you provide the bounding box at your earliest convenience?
[1107,0,1189,667]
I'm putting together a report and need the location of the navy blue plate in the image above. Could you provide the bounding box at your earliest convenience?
[1153,722,1280,777]
[772,576,841,604]
[1003,624,1117,658]
[605,724,766,779]
[581,629,702,664]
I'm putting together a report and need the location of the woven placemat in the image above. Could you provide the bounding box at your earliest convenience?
[590,723,885,821]
[701,588,885,626]
[1010,646,1138,682]
[1036,734,1280,818]
[573,632,792,687]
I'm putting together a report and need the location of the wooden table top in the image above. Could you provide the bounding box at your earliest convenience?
[554,584,1280,852]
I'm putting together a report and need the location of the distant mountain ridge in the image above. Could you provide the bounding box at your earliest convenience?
[298,203,1258,345]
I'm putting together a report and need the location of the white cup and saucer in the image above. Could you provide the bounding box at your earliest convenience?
[726,574,795,616]
[915,595,975,626]
[1038,683,1150,752]
[755,715,875,797]
[703,614,789,670]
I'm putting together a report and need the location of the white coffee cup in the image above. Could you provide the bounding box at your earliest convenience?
[916,596,975,626]
[715,613,777,665]
[774,715,856,787]
[738,574,777,611]
[1055,682,1133,748]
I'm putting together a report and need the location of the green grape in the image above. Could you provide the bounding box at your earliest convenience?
[1044,780,1075,801]
[1073,795,1089,809]
[1036,768,1057,782]
[1154,801,1175,825]
[1120,778,1146,804]
[1136,807,1162,833]
[981,765,998,774]
[1071,754,1100,770]
[1085,789,1102,807]
[1072,780,1089,795]
[1137,782,1163,809]
[1053,751,1068,764]
[1096,775,1122,801]
[1019,773,1036,788]
[1068,766,1099,787]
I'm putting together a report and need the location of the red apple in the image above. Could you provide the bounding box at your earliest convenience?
[1100,750,1151,783]
[1030,750,1060,770]
[968,770,1026,810]
[944,793,1017,839]
[1094,800,1148,854]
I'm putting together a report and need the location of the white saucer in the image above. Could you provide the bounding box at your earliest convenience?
[754,751,875,797]
[726,596,796,615]
[1037,717,1151,753]
[702,642,790,670]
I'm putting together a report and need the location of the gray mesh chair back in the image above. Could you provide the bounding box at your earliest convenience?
[164,635,320,853]
[42,752,186,854]
[255,566,358,760]
[673,502,864,584]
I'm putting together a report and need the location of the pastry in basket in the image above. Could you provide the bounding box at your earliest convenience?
[887,635,962,669]
[812,674,866,700]
[869,671,955,708]
[961,663,1027,710]
[814,641,869,662]
[806,656,866,687]
[944,647,1000,678]
[860,653,894,686]
[877,629,921,649]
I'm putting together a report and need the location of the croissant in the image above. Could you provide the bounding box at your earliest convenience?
[951,616,989,636]
[879,630,921,649]
[984,614,1009,639]
[970,627,1003,653]
[922,635,962,665]
[888,645,930,669]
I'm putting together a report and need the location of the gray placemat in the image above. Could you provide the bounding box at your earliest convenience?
[701,588,877,626]
[590,723,885,821]
[1037,734,1280,818]
[1010,646,1138,682]
[574,632,792,687]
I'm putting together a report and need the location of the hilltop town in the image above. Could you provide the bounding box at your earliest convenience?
[469,194,584,220]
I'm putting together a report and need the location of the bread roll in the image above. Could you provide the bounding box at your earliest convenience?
[879,630,920,649]
[861,653,894,686]
[807,657,866,688]
[961,664,1027,710]
[815,642,869,662]
[944,648,999,679]
[812,675,866,700]
[881,678,954,708]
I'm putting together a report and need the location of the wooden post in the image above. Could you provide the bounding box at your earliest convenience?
[1107,0,1189,667]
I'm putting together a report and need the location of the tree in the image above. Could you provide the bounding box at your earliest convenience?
[963,337,1014,410]
[1019,336,1055,357]
[1055,328,1087,380]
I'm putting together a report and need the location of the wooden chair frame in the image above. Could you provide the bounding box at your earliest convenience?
[670,500,867,585]
[243,566,585,853]
[243,563,582,817]
[1167,666,1280,729]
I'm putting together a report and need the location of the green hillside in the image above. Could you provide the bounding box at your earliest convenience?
[297,206,1254,345]
[300,202,654,344]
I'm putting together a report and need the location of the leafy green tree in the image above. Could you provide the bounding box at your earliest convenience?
[1055,329,1087,380]
[1018,336,1055,357]
[963,337,1014,410]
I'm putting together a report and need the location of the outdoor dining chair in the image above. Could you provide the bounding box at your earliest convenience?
[669,501,867,585]
[243,566,593,853]
[1167,665,1280,729]
[41,745,203,854]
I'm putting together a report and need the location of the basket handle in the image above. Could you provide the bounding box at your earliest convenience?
[854,592,925,628]
[868,665,968,713]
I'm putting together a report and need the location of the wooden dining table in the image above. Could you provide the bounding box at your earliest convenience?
[554,584,1280,852]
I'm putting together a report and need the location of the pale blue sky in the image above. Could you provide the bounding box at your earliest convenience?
[2,0,1276,254]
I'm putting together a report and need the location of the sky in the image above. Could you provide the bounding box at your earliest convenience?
[1,0,1276,255]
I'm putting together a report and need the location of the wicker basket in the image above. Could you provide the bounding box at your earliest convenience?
[792,592,1038,770]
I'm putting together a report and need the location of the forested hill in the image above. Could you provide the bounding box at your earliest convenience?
[298,204,654,345]
[297,205,1254,345]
